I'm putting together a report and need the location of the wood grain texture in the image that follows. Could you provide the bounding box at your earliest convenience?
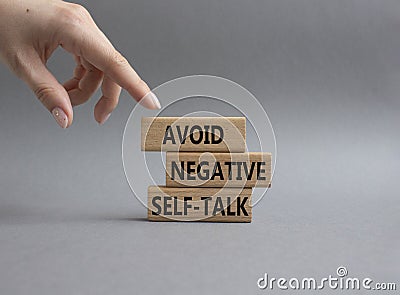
[148,186,252,222]
[166,152,271,187]
[141,117,246,152]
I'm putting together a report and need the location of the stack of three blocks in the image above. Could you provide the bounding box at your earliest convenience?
[141,117,271,222]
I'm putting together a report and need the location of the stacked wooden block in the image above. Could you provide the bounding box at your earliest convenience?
[141,117,272,222]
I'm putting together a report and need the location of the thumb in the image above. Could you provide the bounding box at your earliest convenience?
[18,54,73,128]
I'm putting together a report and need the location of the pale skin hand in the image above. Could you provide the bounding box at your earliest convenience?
[0,0,161,128]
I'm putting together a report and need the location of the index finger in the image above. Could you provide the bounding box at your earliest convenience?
[61,21,160,109]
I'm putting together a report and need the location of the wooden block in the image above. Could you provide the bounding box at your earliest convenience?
[166,152,271,187]
[141,117,246,152]
[148,186,252,222]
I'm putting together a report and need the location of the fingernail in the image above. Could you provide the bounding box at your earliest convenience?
[141,92,161,110]
[51,107,68,129]
[99,113,111,125]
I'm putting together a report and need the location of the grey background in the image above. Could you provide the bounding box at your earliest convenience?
[0,0,399,294]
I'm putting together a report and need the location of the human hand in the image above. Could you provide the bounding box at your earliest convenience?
[0,0,161,128]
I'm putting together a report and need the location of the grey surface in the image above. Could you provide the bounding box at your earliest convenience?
[0,0,399,294]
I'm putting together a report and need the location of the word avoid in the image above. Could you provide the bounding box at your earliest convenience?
[163,125,224,145]
[141,117,246,152]
[166,152,272,187]
[148,186,252,222]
